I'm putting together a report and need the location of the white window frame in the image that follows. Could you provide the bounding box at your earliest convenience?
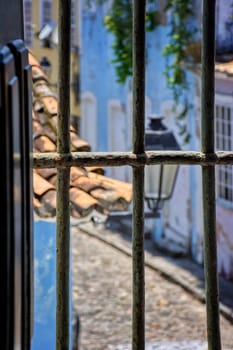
[215,93,233,204]
[108,99,128,180]
[81,91,97,151]
[23,0,33,48]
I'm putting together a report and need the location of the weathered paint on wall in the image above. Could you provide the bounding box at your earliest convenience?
[80,0,233,280]
[80,0,196,253]
[217,205,233,280]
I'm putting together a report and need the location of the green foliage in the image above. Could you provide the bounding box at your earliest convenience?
[104,0,133,83]
[87,0,196,143]
[103,0,159,84]
[163,2,194,93]
[163,0,195,143]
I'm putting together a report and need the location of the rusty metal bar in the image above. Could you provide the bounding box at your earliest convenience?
[56,0,71,349]
[132,1,146,349]
[201,1,221,349]
[33,150,233,168]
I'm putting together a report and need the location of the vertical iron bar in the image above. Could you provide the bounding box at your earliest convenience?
[56,0,71,349]
[201,1,221,349]
[132,1,146,349]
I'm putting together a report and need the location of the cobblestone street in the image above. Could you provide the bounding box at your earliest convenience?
[72,226,233,350]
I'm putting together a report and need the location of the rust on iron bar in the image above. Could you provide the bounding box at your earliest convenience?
[33,150,233,169]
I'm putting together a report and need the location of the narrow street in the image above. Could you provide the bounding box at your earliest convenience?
[72,225,233,350]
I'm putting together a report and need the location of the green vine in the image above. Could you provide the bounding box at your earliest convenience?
[87,0,197,143]
[163,0,196,143]
[103,0,159,83]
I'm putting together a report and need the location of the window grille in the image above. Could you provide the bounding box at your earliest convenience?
[23,0,33,48]
[215,98,233,202]
[33,1,223,349]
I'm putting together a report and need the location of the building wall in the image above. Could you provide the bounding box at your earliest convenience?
[31,220,72,349]
[80,0,233,280]
[216,0,233,53]
[80,1,195,250]
[24,0,80,126]
[214,77,233,279]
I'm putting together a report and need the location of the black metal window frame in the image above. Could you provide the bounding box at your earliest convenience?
[33,1,223,349]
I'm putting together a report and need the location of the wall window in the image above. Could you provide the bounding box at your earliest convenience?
[108,99,128,181]
[40,0,52,27]
[215,95,233,203]
[23,0,33,48]
[81,92,97,151]
[71,0,76,50]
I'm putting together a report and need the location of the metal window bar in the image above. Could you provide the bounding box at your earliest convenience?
[32,0,223,349]
[56,1,71,349]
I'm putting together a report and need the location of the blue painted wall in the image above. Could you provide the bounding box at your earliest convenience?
[81,2,197,255]
[31,221,72,350]
[80,4,198,150]
[81,2,233,275]
[81,6,129,151]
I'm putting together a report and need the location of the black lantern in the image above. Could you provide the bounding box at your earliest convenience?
[97,114,181,224]
[39,56,52,77]
[145,114,180,212]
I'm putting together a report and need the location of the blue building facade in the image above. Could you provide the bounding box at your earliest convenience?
[80,0,233,279]
[80,1,197,257]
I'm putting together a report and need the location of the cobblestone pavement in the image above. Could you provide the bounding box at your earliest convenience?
[72,226,233,350]
[108,340,207,349]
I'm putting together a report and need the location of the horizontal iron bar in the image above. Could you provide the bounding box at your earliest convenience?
[107,210,160,220]
[33,151,233,168]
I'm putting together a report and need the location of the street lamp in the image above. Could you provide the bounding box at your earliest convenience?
[145,114,180,213]
[99,114,181,226]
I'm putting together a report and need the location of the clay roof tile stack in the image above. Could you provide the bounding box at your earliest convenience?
[30,53,132,218]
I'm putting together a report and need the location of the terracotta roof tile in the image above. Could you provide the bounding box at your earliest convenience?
[29,53,132,219]
[215,60,233,76]
[70,208,81,219]
[41,96,58,115]
[90,188,129,211]
[48,175,57,187]
[72,175,101,192]
[70,167,87,182]
[34,135,56,152]
[33,171,55,197]
[31,65,48,82]
[41,189,57,215]
[70,187,98,216]
[84,166,105,175]
[87,172,132,203]
[70,132,90,151]
[33,120,43,134]
[36,168,57,179]
[28,53,41,67]
[33,197,41,209]
[33,81,54,98]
